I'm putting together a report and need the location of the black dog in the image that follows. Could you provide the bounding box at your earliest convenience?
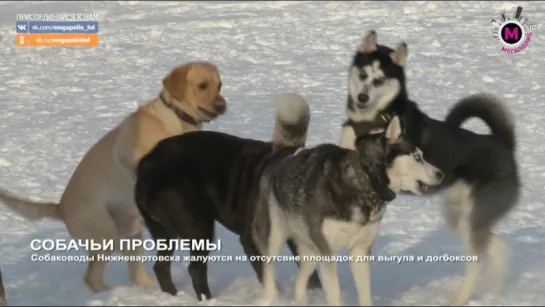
[135,93,321,300]
[341,30,520,305]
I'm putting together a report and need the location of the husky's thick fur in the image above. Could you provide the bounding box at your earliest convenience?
[134,93,321,300]
[340,30,520,305]
[253,116,443,306]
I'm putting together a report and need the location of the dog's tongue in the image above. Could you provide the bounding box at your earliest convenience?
[418,181,428,194]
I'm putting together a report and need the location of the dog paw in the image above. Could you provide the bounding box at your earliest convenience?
[485,271,505,297]
[160,286,177,296]
[132,274,158,286]
[487,283,504,297]
[84,278,111,293]
[199,295,216,304]
[257,297,275,306]
[448,294,468,306]
[357,298,373,306]
[295,297,308,306]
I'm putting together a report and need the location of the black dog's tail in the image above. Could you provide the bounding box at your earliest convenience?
[271,93,310,149]
[445,93,516,152]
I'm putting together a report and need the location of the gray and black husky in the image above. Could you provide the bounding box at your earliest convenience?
[340,30,520,305]
[252,116,443,306]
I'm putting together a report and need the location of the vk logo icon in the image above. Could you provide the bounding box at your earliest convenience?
[16,22,28,33]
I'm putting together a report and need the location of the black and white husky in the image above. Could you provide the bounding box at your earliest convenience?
[340,30,521,305]
[252,116,443,306]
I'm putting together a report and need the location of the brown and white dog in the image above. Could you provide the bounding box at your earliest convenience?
[0,61,226,292]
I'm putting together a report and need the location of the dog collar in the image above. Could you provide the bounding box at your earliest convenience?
[342,111,396,138]
[349,149,396,202]
[159,92,208,125]
[376,110,395,126]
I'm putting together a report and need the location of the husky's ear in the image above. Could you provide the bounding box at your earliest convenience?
[359,30,378,53]
[390,42,408,67]
[385,116,402,144]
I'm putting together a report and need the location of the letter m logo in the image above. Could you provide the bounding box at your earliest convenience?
[504,27,519,40]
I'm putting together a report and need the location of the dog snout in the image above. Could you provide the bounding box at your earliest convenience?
[435,170,444,183]
[213,95,227,113]
[357,93,369,104]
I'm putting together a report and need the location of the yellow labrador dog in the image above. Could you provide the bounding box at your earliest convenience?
[0,61,226,292]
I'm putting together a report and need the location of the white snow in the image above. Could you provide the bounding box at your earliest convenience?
[1,1,544,305]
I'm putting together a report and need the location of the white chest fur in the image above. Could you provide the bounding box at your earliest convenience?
[321,208,385,254]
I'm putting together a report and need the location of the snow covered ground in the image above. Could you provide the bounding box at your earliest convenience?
[0,1,544,305]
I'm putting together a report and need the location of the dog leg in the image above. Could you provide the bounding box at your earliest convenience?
[153,248,177,295]
[183,213,215,301]
[67,208,119,293]
[319,261,341,306]
[287,239,322,290]
[123,231,157,286]
[239,237,283,292]
[443,181,481,305]
[448,219,482,305]
[448,250,481,305]
[339,125,356,150]
[84,249,113,292]
[139,210,178,295]
[240,234,266,283]
[485,234,509,296]
[188,248,212,301]
[108,207,156,287]
[349,244,373,306]
[262,208,286,304]
[293,244,318,305]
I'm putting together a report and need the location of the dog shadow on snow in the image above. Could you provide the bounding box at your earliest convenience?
[368,223,545,305]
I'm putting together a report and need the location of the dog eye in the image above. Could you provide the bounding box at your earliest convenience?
[358,71,367,80]
[373,77,386,86]
[414,154,422,162]
[198,82,208,90]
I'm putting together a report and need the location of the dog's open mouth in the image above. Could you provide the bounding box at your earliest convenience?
[199,98,227,118]
[198,106,224,119]
[417,180,428,194]
[214,102,227,114]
